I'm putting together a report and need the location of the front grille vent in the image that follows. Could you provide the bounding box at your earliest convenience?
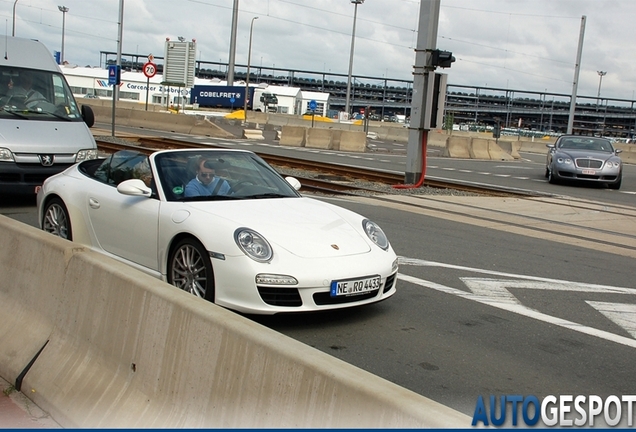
[257,286,302,307]
[575,159,603,169]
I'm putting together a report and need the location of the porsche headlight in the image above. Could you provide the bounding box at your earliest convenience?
[363,219,389,251]
[556,157,572,165]
[0,148,15,162]
[234,228,273,262]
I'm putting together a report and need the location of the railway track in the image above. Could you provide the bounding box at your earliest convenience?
[95,136,537,197]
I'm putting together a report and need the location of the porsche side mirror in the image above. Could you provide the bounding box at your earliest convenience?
[117,179,152,197]
[285,176,301,191]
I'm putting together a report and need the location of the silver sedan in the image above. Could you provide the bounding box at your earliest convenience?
[545,135,623,189]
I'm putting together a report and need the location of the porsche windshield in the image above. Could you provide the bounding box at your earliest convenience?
[154,150,302,201]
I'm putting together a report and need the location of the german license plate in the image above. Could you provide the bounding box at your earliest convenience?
[330,275,381,297]
[582,169,596,175]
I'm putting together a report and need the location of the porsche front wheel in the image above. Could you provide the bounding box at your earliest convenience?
[42,198,73,240]
[168,238,215,302]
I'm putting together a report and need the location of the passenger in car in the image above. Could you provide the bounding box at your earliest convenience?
[184,158,231,197]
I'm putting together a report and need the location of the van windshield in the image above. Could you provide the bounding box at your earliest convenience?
[0,66,83,121]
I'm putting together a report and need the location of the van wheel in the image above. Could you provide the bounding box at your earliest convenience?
[42,198,73,240]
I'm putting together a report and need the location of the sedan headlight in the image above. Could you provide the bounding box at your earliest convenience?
[234,228,273,262]
[605,160,620,168]
[556,157,572,165]
[363,219,389,251]
[76,149,98,162]
[0,147,15,162]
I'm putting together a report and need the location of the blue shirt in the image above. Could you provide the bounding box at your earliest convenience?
[184,176,231,197]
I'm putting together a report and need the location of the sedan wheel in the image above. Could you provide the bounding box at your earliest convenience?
[547,167,558,184]
[608,174,622,190]
[168,238,215,302]
[42,198,73,240]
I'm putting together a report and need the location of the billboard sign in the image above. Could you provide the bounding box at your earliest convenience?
[163,39,196,87]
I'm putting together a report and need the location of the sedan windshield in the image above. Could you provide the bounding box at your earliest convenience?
[153,150,302,201]
[558,137,614,153]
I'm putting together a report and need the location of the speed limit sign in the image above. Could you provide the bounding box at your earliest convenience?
[143,62,157,78]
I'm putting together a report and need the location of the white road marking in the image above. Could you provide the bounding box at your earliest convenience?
[398,257,636,348]
[587,301,636,339]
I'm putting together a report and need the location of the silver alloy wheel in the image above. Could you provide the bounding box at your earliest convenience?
[170,242,209,298]
[43,200,71,240]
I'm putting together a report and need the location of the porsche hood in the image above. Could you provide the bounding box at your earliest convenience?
[189,197,374,258]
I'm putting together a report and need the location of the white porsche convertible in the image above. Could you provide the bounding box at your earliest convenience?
[37,148,398,315]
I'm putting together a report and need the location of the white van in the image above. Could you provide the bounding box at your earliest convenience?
[0,36,97,195]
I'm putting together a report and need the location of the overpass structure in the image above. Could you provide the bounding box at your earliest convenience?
[102,51,636,138]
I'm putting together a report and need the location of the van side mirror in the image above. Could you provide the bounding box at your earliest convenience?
[81,105,95,128]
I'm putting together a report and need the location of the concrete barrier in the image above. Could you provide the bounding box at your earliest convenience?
[92,105,235,138]
[339,130,367,153]
[279,126,306,147]
[469,138,491,159]
[0,216,470,428]
[306,128,333,150]
[242,129,265,140]
[443,136,472,158]
[497,140,522,159]
[614,143,636,165]
[486,139,515,161]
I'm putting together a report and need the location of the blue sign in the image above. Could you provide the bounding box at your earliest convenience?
[190,85,251,108]
[309,99,317,111]
[108,65,121,86]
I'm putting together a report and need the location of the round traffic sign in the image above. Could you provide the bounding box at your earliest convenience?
[143,62,157,78]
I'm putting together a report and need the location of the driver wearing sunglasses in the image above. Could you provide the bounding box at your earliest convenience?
[184,158,232,197]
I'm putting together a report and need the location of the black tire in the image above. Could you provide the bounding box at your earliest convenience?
[167,238,215,302]
[608,175,622,190]
[544,167,549,178]
[42,197,73,240]
[547,167,558,184]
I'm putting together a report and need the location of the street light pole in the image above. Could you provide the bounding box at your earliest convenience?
[12,0,19,36]
[227,0,239,86]
[243,16,258,125]
[344,0,364,119]
[596,70,607,108]
[58,5,69,64]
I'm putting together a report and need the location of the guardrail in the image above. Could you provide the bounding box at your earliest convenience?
[0,216,471,427]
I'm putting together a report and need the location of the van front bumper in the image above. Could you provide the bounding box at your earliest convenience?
[0,161,73,195]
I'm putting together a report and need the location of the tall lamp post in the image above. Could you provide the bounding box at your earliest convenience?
[58,5,69,64]
[12,0,19,36]
[243,16,258,124]
[596,70,607,108]
[344,0,364,118]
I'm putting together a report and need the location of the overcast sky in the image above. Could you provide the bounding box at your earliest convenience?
[4,0,635,102]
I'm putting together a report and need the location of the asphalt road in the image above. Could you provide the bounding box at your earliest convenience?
[250,195,636,418]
